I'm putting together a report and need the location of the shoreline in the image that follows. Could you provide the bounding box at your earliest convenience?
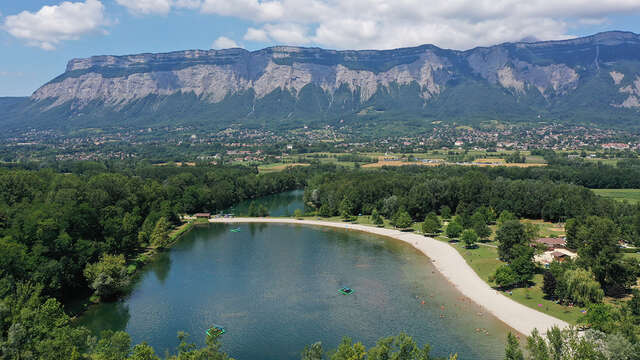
[210,217,568,336]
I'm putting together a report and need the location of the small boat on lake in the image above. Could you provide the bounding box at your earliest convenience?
[339,287,354,295]
[230,228,241,232]
[206,325,226,337]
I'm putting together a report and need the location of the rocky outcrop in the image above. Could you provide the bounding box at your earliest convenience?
[614,75,640,108]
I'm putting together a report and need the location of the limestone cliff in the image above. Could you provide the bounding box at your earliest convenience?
[8,31,640,131]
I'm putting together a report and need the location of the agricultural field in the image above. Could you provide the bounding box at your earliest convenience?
[584,157,620,166]
[261,150,549,172]
[592,189,640,204]
[257,163,310,173]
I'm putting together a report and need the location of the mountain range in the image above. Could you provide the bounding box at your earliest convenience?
[2,31,640,134]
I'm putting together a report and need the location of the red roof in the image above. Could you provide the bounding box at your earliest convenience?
[194,213,211,217]
[551,251,568,258]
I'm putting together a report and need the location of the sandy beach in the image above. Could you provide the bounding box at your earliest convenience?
[210,217,568,336]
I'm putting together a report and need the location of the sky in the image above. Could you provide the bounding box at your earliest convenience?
[1,0,640,96]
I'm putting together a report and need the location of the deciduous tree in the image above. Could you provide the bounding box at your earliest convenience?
[393,210,413,229]
[84,254,130,301]
[421,212,441,235]
[149,217,171,249]
[445,221,463,239]
[461,229,478,248]
[496,220,528,262]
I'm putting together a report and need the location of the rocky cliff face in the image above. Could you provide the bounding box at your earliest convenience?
[33,46,454,107]
[18,31,640,130]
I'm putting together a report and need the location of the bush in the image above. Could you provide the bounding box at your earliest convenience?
[491,265,518,288]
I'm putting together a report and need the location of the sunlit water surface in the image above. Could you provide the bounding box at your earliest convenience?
[79,191,508,360]
[79,191,511,359]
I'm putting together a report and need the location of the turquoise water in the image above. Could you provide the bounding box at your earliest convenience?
[79,223,511,359]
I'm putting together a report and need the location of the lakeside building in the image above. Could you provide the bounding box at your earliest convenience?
[534,248,578,267]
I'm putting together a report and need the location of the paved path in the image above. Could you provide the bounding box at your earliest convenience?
[210,217,569,336]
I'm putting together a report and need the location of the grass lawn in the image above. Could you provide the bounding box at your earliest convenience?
[521,219,565,238]
[508,274,584,324]
[592,189,640,204]
[451,241,502,281]
[444,239,584,324]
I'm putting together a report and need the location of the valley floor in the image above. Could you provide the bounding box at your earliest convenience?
[209,217,568,336]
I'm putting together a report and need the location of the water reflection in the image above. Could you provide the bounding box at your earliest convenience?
[149,252,172,284]
[227,190,304,216]
[77,300,131,334]
[248,222,267,236]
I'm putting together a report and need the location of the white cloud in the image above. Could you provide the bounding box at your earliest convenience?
[115,0,172,15]
[212,36,239,48]
[245,23,311,46]
[115,0,202,15]
[260,23,310,44]
[200,0,640,50]
[200,0,284,22]
[244,27,269,42]
[3,0,107,50]
[173,0,202,10]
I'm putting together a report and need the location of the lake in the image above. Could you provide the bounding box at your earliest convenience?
[79,222,512,359]
[226,189,305,217]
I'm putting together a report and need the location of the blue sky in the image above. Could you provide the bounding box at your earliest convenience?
[1,0,640,96]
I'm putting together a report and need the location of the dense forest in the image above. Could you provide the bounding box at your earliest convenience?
[0,162,310,358]
[3,159,640,358]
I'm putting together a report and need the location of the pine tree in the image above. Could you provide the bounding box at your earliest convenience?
[393,210,413,229]
[504,333,524,360]
[370,209,384,226]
